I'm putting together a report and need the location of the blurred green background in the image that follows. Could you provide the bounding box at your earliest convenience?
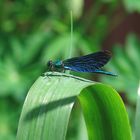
[0,0,140,139]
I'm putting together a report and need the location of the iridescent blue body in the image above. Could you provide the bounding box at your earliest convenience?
[47,50,117,76]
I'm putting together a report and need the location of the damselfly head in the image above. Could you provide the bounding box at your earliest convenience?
[47,60,53,67]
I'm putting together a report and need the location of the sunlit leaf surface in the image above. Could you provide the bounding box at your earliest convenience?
[17,72,131,140]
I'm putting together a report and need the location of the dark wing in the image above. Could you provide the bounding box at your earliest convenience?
[63,50,112,72]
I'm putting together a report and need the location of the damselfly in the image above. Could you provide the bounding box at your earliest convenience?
[47,50,117,76]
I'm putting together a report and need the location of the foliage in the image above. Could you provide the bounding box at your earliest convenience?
[101,34,140,103]
[0,0,140,139]
[101,34,140,134]
[17,72,131,140]
[123,0,140,13]
[135,83,140,140]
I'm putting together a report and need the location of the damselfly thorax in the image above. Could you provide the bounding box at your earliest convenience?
[47,60,65,72]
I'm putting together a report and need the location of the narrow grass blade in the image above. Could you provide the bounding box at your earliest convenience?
[17,72,132,140]
[135,82,140,140]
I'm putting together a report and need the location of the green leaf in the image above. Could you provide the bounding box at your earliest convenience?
[17,72,132,140]
[135,82,140,140]
[101,34,140,103]
[123,0,140,13]
[79,86,131,140]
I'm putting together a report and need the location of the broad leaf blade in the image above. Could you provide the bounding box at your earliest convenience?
[17,72,132,140]
[79,85,132,140]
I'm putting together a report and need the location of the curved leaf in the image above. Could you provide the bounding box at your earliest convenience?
[17,72,132,140]
[79,85,132,140]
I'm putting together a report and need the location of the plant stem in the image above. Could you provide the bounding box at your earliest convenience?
[66,11,73,74]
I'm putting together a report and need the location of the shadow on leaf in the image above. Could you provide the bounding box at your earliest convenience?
[24,96,76,122]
